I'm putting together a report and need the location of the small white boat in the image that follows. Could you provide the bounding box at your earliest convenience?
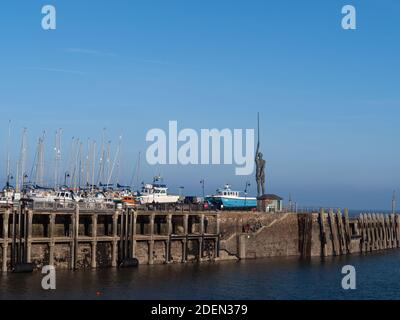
[27,190,56,203]
[0,188,19,205]
[139,180,180,205]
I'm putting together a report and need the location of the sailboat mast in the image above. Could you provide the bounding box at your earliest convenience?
[137,152,141,189]
[31,137,39,186]
[130,151,141,189]
[6,120,11,187]
[39,133,45,186]
[84,138,90,188]
[97,128,106,185]
[17,128,27,192]
[91,140,96,192]
[54,129,62,190]
[78,141,83,190]
[106,140,111,186]
[107,136,122,186]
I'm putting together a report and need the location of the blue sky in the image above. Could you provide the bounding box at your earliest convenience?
[0,0,399,209]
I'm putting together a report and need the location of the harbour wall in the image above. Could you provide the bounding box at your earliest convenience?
[1,204,399,272]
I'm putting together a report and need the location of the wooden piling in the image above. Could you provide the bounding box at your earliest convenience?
[343,209,351,254]
[2,209,10,272]
[91,214,98,269]
[49,213,56,265]
[381,214,387,250]
[359,214,367,253]
[131,211,138,259]
[328,210,339,256]
[111,210,119,267]
[319,209,327,257]
[336,209,345,255]
[26,210,33,263]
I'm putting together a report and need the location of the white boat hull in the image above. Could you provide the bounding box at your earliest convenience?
[140,195,180,205]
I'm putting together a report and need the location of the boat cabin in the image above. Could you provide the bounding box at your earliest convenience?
[216,185,240,197]
[141,184,168,195]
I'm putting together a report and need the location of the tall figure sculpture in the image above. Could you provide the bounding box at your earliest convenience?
[255,113,266,197]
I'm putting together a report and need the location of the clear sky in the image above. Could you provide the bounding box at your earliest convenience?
[1,0,399,210]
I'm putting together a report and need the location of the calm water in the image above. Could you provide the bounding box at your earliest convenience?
[1,251,400,300]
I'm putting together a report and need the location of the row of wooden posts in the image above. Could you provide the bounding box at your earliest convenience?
[319,209,352,257]
[358,213,400,252]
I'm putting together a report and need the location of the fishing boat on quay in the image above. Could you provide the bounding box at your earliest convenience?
[0,186,21,205]
[206,185,257,210]
[138,177,180,205]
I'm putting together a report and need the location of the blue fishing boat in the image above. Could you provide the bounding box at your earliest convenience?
[206,185,257,210]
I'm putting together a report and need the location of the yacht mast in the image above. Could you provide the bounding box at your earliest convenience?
[91,140,96,192]
[78,141,83,189]
[65,137,75,187]
[107,136,122,186]
[17,128,28,192]
[54,129,62,190]
[130,151,141,190]
[106,140,111,186]
[84,138,90,188]
[71,138,80,191]
[97,128,106,184]
[6,120,11,188]
[38,132,45,186]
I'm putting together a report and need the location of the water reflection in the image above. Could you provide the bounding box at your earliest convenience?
[1,251,400,300]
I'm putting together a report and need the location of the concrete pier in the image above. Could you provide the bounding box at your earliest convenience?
[0,202,220,271]
[2,203,400,272]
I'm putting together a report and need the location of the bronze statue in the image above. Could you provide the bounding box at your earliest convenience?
[255,113,265,197]
[255,141,265,197]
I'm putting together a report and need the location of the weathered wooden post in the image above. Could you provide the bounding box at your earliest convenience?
[379,214,385,249]
[148,213,155,265]
[216,215,221,258]
[328,209,338,256]
[131,211,138,259]
[2,209,10,272]
[319,209,327,257]
[381,214,388,249]
[200,214,205,235]
[26,210,33,264]
[183,214,189,263]
[49,213,56,266]
[343,209,351,254]
[111,210,119,267]
[372,214,381,250]
[385,214,390,249]
[150,213,155,236]
[359,214,366,253]
[165,214,172,263]
[371,213,376,251]
[91,214,98,269]
[71,206,77,270]
[337,209,345,255]
[391,215,396,248]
